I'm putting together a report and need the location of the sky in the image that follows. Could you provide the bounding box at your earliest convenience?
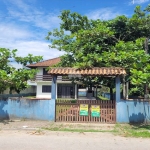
[0,0,149,60]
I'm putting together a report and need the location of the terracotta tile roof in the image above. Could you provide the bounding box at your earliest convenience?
[48,67,126,76]
[27,57,61,68]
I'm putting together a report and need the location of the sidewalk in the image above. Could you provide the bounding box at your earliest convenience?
[0,119,115,131]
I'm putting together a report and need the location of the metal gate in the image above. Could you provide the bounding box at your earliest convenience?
[55,99,116,123]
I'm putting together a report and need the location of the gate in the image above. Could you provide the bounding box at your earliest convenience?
[56,99,116,123]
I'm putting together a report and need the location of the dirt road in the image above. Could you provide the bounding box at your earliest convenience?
[0,130,150,150]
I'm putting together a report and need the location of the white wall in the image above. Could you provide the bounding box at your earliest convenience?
[37,67,43,76]
[36,81,73,98]
[36,82,52,98]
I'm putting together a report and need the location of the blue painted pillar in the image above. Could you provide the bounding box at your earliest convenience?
[116,75,121,123]
[51,75,57,99]
[115,75,120,102]
[51,75,57,121]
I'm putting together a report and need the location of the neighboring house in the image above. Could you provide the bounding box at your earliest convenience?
[27,57,96,99]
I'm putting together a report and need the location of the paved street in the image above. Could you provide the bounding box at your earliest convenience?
[0,130,150,150]
[0,120,150,150]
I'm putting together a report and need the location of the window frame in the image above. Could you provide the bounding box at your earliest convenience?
[42,85,51,93]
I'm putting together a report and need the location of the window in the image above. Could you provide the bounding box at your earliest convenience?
[43,68,48,75]
[42,85,51,93]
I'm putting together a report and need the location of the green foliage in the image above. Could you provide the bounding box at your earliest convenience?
[47,5,150,96]
[0,48,43,94]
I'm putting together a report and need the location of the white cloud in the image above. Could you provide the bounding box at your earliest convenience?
[6,0,61,30]
[0,23,33,41]
[130,0,149,4]
[0,39,64,60]
[0,22,64,60]
[86,8,121,20]
[0,0,63,60]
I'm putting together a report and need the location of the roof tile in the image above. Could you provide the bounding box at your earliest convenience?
[27,57,61,68]
[48,67,126,76]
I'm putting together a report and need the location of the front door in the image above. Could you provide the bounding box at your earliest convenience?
[57,84,75,99]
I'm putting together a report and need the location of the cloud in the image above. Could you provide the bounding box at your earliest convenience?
[130,0,149,4]
[0,39,65,60]
[0,23,33,41]
[6,0,61,30]
[0,22,64,60]
[86,8,121,20]
[0,0,63,60]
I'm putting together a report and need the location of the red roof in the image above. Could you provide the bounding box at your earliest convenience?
[27,57,61,68]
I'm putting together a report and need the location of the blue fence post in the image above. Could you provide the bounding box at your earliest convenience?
[116,75,121,122]
[116,76,120,102]
[51,75,57,121]
[51,75,57,100]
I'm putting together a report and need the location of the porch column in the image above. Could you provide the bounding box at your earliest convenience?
[56,83,57,99]
[51,75,57,99]
[75,84,77,99]
[115,75,120,102]
[116,75,122,123]
[96,86,97,99]
[50,75,57,121]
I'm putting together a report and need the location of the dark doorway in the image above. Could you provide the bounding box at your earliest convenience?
[57,84,75,99]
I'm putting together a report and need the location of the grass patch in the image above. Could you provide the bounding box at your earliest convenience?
[42,123,114,133]
[42,123,150,138]
[43,127,112,133]
[113,123,150,138]
[42,124,150,138]
[24,96,36,98]
[98,95,109,100]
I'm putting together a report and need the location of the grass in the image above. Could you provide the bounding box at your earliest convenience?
[42,123,114,133]
[42,123,150,138]
[43,127,111,133]
[98,95,109,100]
[24,96,36,98]
[113,123,150,138]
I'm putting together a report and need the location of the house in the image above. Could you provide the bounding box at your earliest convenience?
[27,57,96,99]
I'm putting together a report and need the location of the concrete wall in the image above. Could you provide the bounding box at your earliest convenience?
[117,100,150,123]
[78,89,87,97]
[102,93,110,100]
[1,98,150,123]
[0,99,55,121]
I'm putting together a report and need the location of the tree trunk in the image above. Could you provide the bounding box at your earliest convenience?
[144,84,149,99]
[123,75,126,99]
[110,87,113,100]
[144,38,149,98]
[126,82,129,99]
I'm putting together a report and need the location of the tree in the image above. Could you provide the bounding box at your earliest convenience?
[46,5,150,97]
[0,48,43,94]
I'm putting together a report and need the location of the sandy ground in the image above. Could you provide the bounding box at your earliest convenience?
[0,119,115,130]
[0,120,150,150]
